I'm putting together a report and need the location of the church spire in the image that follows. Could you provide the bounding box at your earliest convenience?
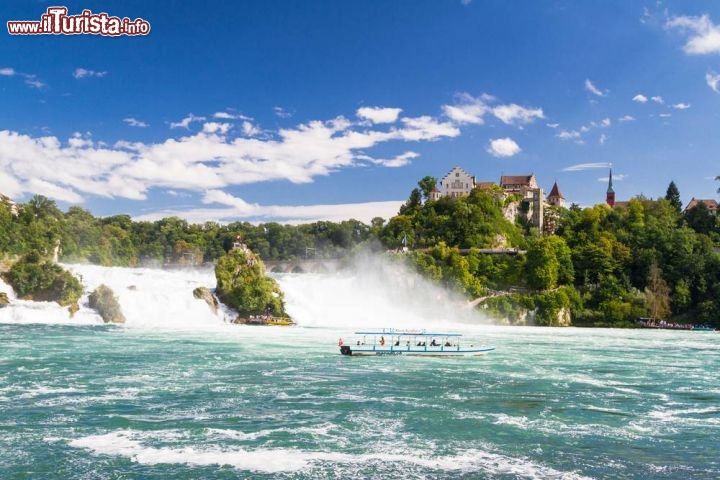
[606,168,616,207]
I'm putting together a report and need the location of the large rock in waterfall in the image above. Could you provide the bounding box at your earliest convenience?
[1,251,82,313]
[193,286,219,315]
[0,292,9,308]
[88,284,126,324]
[214,245,289,322]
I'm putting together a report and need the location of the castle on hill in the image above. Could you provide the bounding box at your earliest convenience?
[429,166,565,231]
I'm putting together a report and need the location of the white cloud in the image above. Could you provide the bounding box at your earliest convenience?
[672,102,691,109]
[170,113,206,129]
[598,174,626,182]
[274,106,293,118]
[136,197,405,225]
[546,123,560,128]
[707,72,720,93]
[397,116,460,141]
[73,68,107,79]
[241,121,262,136]
[487,137,521,157]
[651,95,664,104]
[633,94,648,103]
[618,115,635,122]
[0,106,462,205]
[557,130,581,140]
[123,117,149,128]
[585,79,605,97]
[356,106,402,124]
[442,93,543,127]
[492,103,544,125]
[213,111,251,120]
[360,151,419,168]
[599,133,608,145]
[202,122,232,135]
[600,118,611,127]
[0,67,45,88]
[666,14,720,55]
[442,93,491,124]
[562,162,611,172]
[461,0,472,5]
[659,113,672,118]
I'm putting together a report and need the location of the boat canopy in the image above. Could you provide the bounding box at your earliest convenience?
[353,329,462,337]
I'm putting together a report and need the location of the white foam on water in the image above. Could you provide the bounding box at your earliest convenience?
[66,429,593,478]
[64,264,229,331]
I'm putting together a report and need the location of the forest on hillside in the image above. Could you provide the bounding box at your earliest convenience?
[1,176,719,327]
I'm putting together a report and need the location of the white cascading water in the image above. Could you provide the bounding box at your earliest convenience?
[0,254,490,331]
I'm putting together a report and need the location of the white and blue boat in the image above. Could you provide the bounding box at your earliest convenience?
[338,328,495,357]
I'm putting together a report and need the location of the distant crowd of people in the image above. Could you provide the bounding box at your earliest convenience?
[637,318,713,330]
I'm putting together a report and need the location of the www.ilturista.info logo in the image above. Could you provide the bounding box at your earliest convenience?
[7,7,150,36]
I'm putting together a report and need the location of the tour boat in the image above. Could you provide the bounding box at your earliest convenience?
[338,328,495,357]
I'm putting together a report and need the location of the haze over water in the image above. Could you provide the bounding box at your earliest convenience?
[1,263,719,479]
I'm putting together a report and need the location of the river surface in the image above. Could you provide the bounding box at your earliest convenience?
[1,264,718,479]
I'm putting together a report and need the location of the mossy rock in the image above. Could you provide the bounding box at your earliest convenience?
[88,284,126,324]
[2,251,82,307]
[0,292,9,308]
[193,286,219,315]
[215,247,288,318]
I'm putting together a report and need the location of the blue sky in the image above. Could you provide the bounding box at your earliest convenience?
[1,0,719,224]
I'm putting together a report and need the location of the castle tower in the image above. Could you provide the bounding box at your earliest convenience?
[547,181,565,207]
[606,169,615,207]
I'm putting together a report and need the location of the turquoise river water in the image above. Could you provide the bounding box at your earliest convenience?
[1,264,718,479]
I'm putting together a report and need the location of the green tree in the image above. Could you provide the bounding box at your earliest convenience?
[665,181,682,214]
[644,261,670,320]
[417,176,438,202]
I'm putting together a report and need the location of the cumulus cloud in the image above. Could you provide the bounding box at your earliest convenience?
[0,67,15,76]
[487,137,521,157]
[241,121,262,136]
[492,103,544,125]
[170,113,206,129]
[666,14,720,55]
[73,68,107,79]
[0,107,461,205]
[442,93,491,124]
[442,92,543,126]
[618,115,635,122]
[651,95,664,104]
[585,79,605,97]
[356,106,402,124]
[707,72,720,93]
[633,94,648,103]
[672,102,691,109]
[123,117,149,128]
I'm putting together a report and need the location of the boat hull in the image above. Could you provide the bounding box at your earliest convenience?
[339,345,494,357]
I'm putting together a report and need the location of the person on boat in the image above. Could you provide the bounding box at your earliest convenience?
[430,339,438,346]
[444,340,451,347]
[379,336,385,346]
[394,339,400,346]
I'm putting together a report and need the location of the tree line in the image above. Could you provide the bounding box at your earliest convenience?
[1,174,719,327]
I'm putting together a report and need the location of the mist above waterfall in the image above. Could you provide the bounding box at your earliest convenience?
[277,252,489,330]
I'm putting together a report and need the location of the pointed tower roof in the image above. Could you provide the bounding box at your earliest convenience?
[547,181,564,199]
[607,169,615,194]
